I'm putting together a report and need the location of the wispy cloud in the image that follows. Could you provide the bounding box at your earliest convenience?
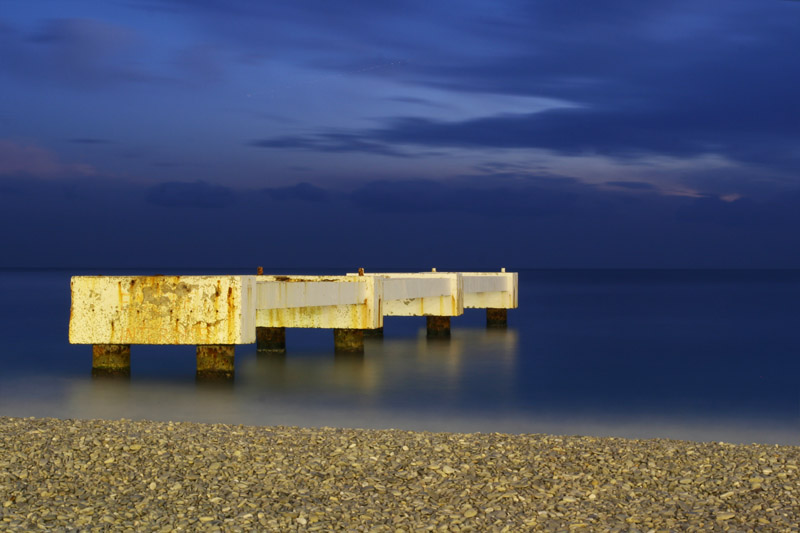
[605,181,656,190]
[261,182,330,202]
[249,133,412,158]
[155,0,800,180]
[68,138,114,145]
[349,178,578,217]
[145,180,235,208]
[11,18,159,87]
[0,140,96,177]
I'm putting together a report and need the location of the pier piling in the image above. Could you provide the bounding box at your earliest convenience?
[256,326,286,353]
[426,316,451,339]
[91,344,131,377]
[486,308,508,328]
[196,345,235,380]
[334,328,365,353]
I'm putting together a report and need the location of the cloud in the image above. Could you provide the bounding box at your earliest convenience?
[373,111,699,156]
[249,133,412,158]
[349,178,578,217]
[0,140,96,177]
[606,181,656,190]
[68,138,114,145]
[4,172,800,268]
[249,89,799,183]
[131,1,440,59]
[0,18,163,87]
[261,182,330,202]
[245,105,752,168]
[385,96,449,108]
[676,195,791,229]
[171,43,225,83]
[168,0,799,176]
[145,180,236,208]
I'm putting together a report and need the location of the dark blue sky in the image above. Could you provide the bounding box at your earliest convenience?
[2,1,799,269]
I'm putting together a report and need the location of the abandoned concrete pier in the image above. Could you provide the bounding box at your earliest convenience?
[69,269,518,378]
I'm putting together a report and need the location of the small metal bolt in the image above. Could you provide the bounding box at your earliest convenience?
[358,267,365,276]
[431,267,437,272]
[257,266,263,275]
[501,267,506,273]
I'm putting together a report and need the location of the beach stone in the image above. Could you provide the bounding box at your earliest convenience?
[0,416,798,531]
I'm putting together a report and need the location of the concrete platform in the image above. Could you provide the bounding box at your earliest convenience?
[461,271,518,310]
[255,275,383,330]
[69,275,256,345]
[350,272,463,317]
[68,270,517,375]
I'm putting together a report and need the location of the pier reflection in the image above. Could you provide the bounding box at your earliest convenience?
[238,327,519,400]
[62,327,519,424]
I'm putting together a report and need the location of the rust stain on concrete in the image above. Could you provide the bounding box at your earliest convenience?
[69,276,255,345]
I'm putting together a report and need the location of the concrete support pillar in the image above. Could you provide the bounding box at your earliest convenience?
[426,316,451,339]
[257,326,286,353]
[334,328,364,354]
[196,345,235,380]
[486,308,508,328]
[92,344,131,377]
[363,327,384,338]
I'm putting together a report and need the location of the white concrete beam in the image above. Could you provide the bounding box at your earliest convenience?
[69,276,256,345]
[256,275,383,329]
[349,273,463,317]
[460,272,518,309]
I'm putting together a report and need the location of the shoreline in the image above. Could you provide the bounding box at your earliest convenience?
[2,416,798,531]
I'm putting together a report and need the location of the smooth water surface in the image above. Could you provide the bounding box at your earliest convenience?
[0,268,797,444]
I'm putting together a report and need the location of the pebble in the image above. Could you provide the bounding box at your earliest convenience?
[0,416,798,531]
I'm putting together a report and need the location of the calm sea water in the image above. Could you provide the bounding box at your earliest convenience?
[0,268,798,445]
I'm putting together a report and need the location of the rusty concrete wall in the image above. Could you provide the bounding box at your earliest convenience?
[69,276,256,345]
[383,293,462,317]
[255,275,383,329]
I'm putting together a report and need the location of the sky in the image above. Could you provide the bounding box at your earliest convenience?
[1,0,799,269]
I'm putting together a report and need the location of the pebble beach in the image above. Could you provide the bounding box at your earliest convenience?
[1,417,798,532]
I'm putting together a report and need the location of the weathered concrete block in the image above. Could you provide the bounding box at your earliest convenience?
[256,275,383,329]
[462,272,518,309]
[351,273,464,317]
[69,276,256,345]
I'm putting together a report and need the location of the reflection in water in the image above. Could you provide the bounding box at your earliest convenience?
[238,327,519,401]
[57,327,519,423]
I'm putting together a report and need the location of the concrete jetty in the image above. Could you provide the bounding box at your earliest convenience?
[254,274,383,354]
[348,271,463,338]
[69,276,255,379]
[69,269,517,378]
[460,269,518,327]
[350,269,517,333]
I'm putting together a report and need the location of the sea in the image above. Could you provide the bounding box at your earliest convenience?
[0,268,798,445]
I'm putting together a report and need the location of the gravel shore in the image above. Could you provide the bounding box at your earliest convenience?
[1,417,798,531]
